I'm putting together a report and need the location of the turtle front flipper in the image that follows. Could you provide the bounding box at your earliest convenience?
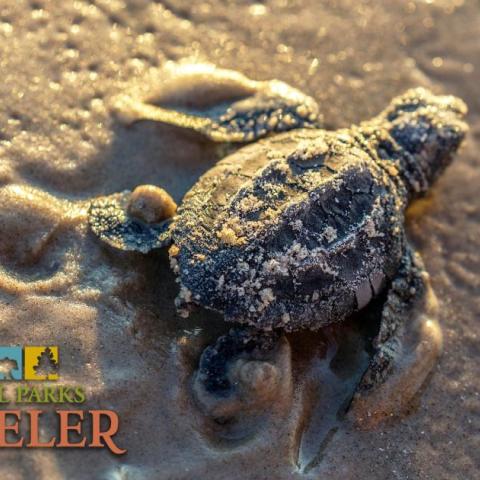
[88,185,176,253]
[112,63,321,143]
[349,247,442,428]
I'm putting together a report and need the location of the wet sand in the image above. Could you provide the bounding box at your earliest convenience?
[0,0,478,479]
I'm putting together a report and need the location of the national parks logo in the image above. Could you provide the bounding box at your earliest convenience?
[0,346,59,381]
[0,345,126,454]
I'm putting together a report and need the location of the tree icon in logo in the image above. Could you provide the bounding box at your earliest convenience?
[24,346,59,380]
[33,347,59,377]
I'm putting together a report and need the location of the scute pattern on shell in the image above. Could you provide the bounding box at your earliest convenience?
[170,129,405,330]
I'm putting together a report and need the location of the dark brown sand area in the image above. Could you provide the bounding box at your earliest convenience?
[0,0,478,478]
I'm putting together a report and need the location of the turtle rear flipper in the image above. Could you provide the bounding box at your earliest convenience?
[112,63,322,143]
[190,327,293,444]
[349,247,443,428]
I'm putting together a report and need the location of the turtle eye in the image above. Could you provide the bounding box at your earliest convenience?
[287,139,333,174]
[387,101,426,121]
[288,153,328,173]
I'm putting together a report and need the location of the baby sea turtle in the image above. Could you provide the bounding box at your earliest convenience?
[89,65,468,424]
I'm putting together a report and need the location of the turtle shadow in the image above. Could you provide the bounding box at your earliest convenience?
[92,115,235,337]
[90,115,233,354]
[95,119,228,202]
[52,118,233,475]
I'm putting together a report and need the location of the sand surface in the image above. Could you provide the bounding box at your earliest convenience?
[0,0,478,478]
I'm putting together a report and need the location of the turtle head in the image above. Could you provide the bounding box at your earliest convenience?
[380,88,468,197]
